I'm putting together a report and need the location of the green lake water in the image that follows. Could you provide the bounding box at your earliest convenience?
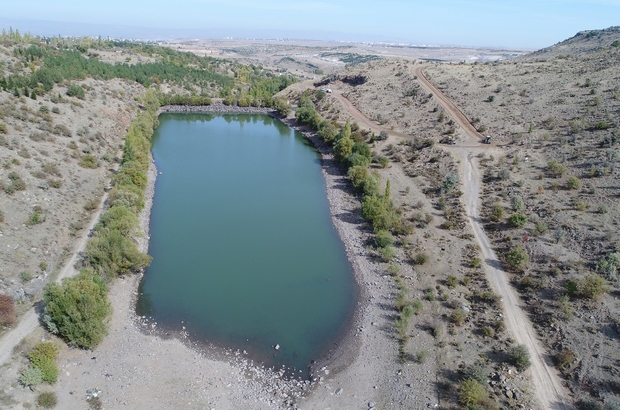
[136,113,356,374]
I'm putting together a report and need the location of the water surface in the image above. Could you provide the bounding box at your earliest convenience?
[137,113,356,374]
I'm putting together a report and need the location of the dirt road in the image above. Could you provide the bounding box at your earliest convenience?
[0,189,111,366]
[415,65,569,410]
[330,68,569,409]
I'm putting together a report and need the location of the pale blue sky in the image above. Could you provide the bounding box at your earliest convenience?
[2,0,619,48]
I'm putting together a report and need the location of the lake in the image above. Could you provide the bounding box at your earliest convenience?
[136,113,356,375]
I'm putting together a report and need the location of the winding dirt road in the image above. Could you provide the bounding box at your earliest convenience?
[329,67,569,409]
[0,189,111,366]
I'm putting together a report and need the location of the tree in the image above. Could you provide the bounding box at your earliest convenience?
[333,137,354,161]
[342,120,351,140]
[43,269,112,348]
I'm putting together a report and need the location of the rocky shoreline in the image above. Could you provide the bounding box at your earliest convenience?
[51,112,428,409]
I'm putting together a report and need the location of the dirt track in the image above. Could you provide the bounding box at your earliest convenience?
[331,67,570,409]
[0,188,111,367]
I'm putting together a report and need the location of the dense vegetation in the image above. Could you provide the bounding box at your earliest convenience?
[0,29,295,107]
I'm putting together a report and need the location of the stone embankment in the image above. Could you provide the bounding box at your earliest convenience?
[157,104,276,115]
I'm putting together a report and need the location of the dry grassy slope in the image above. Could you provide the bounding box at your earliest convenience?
[284,69,541,407]
[423,32,620,406]
[0,44,146,317]
[524,26,620,60]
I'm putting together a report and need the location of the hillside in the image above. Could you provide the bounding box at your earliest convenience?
[278,26,620,409]
[524,26,620,60]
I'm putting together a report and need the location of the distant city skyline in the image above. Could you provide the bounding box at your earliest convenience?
[2,1,619,49]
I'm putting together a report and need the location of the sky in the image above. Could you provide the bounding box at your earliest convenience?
[2,0,619,49]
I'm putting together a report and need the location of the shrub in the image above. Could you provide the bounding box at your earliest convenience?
[85,229,152,279]
[579,274,610,300]
[547,160,567,178]
[447,275,458,288]
[441,174,458,192]
[506,247,528,270]
[27,209,45,225]
[510,196,524,212]
[452,309,467,326]
[79,155,99,169]
[508,213,527,228]
[556,349,575,368]
[66,84,85,99]
[378,246,396,262]
[0,294,16,326]
[597,252,620,281]
[510,344,531,371]
[0,122,8,134]
[37,392,58,408]
[497,169,510,180]
[567,177,581,190]
[491,205,505,221]
[458,379,488,406]
[375,230,394,248]
[482,326,495,337]
[0,209,4,223]
[20,367,43,389]
[412,252,429,265]
[535,221,548,235]
[43,269,112,348]
[29,342,59,383]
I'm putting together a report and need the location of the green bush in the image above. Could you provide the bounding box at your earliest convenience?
[43,269,112,348]
[506,247,528,270]
[567,176,581,190]
[547,160,567,178]
[452,309,467,326]
[378,245,396,262]
[317,120,338,142]
[333,137,354,161]
[510,344,531,371]
[79,155,99,169]
[491,205,505,221]
[20,366,43,389]
[510,195,524,212]
[458,379,488,406]
[37,392,58,408]
[66,84,85,99]
[85,229,152,279]
[375,230,394,248]
[347,166,368,192]
[508,213,527,228]
[29,342,59,384]
[412,252,429,265]
[578,273,610,300]
[342,153,370,170]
